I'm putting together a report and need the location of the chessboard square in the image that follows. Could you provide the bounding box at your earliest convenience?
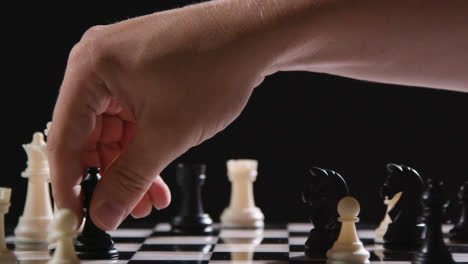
[287,252,324,262]
[357,229,377,239]
[219,229,287,238]
[113,237,146,243]
[288,236,308,245]
[109,229,153,238]
[128,261,208,264]
[139,244,214,252]
[213,244,289,252]
[81,260,130,264]
[453,253,468,262]
[289,244,305,252]
[131,251,212,261]
[287,223,313,233]
[368,250,414,262]
[153,223,171,232]
[144,236,218,245]
[448,244,468,253]
[259,238,289,244]
[263,223,287,229]
[115,243,143,252]
[210,252,289,261]
[210,261,288,264]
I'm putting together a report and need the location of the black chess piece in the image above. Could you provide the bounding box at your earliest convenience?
[380,163,425,251]
[412,177,455,264]
[75,167,119,259]
[449,179,468,242]
[171,163,213,234]
[301,167,349,258]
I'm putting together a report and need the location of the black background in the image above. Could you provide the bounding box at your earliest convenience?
[4,1,468,232]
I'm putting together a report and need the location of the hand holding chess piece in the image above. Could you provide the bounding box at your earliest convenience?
[48,209,79,264]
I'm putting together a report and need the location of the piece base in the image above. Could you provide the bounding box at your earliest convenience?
[171,214,213,235]
[74,241,119,260]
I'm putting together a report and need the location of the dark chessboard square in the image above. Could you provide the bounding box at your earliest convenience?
[128,261,209,264]
[290,245,305,252]
[139,244,214,252]
[449,244,468,253]
[210,252,289,261]
[118,251,136,260]
[368,250,415,261]
[259,237,289,244]
[361,238,375,245]
[289,232,310,237]
[113,237,147,243]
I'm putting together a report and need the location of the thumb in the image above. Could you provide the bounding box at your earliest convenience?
[89,128,174,230]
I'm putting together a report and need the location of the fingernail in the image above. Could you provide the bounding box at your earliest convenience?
[93,201,125,231]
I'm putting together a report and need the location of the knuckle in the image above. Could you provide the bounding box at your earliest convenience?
[67,25,107,68]
[112,165,149,196]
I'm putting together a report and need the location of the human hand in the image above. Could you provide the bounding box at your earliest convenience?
[47,1,271,230]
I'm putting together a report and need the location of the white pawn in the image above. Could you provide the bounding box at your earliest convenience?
[48,209,79,264]
[221,159,264,228]
[326,196,370,264]
[0,188,18,264]
[374,192,402,243]
[15,132,54,244]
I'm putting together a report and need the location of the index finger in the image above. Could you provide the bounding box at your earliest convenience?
[47,43,112,222]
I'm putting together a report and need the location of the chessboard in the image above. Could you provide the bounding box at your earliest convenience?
[6,222,468,264]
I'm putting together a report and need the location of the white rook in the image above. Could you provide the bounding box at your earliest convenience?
[221,159,264,228]
[15,132,54,243]
[0,187,18,263]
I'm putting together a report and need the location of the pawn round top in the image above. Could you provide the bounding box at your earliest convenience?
[227,159,258,182]
[337,196,360,218]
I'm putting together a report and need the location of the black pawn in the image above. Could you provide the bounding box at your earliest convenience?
[75,167,119,259]
[449,179,468,242]
[413,178,454,264]
[171,163,213,234]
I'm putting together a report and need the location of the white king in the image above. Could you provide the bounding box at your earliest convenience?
[14,132,54,243]
[221,159,264,228]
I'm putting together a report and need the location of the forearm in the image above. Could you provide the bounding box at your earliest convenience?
[201,0,468,91]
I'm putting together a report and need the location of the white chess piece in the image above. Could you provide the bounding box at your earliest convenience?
[0,188,18,264]
[374,192,402,243]
[220,159,264,228]
[222,229,263,263]
[15,132,54,244]
[326,196,370,264]
[48,209,79,264]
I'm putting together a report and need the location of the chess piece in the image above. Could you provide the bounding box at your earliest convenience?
[48,209,79,264]
[375,192,402,243]
[380,163,425,250]
[412,178,454,264]
[221,159,264,228]
[326,196,370,264]
[223,229,263,263]
[75,167,119,259]
[15,132,54,244]
[171,163,213,234]
[302,167,349,258]
[449,179,468,242]
[0,188,18,264]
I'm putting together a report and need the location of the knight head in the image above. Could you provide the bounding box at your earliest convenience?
[302,167,349,226]
[380,163,424,200]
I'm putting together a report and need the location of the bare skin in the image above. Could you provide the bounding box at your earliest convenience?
[47,0,468,230]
